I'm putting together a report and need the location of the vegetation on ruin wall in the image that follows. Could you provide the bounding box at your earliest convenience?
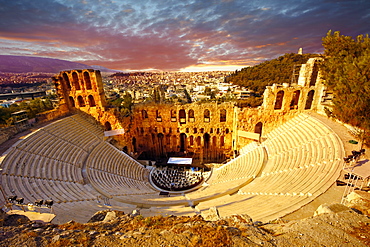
[0,96,56,127]
[226,53,318,95]
[320,30,370,144]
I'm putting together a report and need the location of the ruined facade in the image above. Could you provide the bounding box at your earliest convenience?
[52,57,329,164]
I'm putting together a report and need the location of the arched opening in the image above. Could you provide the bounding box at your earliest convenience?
[309,62,319,87]
[69,96,75,107]
[204,133,210,149]
[132,137,137,153]
[196,136,201,147]
[179,109,186,124]
[142,110,148,119]
[171,110,176,122]
[290,90,300,110]
[212,136,217,147]
[180,133,187,152]
[204,109,210,122]
[72,72,80,90]
[77,95,85,107]
[63,73,71,90]
[274,90,284,110]
[220,136,225,147]
[220,109,226,122]
[188,109,195,122]
[104,121,112,131]
[84,71,92,90]
[305,90,315,110]
[157,133,164,156]
[255,122,263,135]
[189,136,194,146]
[156,110,162,122]
[88,95,96,107]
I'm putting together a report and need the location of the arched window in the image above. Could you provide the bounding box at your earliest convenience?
[220,136,225,147]
[88,95,96,107]
[196,136,201,146]
[179,109,186,123]
[309,62,319,87]
[156,110,162,122]
[189,136,194,146]
[77,95,85,107]
[255,122,263,135]
[104,121,112,131]
[63,73,71,90]
[188,109,195,122]
[69,96,75,107]
[204,109,210,122]
[142,110,148,119]
[290,90,300,110]
[274,90,284,110]
[204,133,210,149]
[171,110,176,122]
[72,72,80,90]
[84,71,92,90]
[212,136,217,147]
[305,90,315,110]
[220,109,226,122]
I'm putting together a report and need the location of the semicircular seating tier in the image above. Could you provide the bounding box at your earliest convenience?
[0,113,344,223]
[196,113,344,222]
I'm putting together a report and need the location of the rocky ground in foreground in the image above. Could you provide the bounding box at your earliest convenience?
[1,191,370,247]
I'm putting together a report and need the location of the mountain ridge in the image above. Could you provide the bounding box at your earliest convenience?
[0,55,118,73]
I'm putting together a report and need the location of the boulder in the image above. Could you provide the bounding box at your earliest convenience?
[201,207,220,221]
[314,203,351,216]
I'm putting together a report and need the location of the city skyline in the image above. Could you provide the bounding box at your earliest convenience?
[0,0,369,72]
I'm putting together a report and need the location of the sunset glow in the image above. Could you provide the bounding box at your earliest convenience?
[0,0,369,71]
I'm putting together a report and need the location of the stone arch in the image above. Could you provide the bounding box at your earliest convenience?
[69,96,75,107]
[274,90,284,110]
[104,121,112,131]
[220,109,226,122]
[204,109,210,122]
[180,133,187,152]
[157,133,164,156]
[132,137,137,153]
[63,72,71,90]
[189,135,194,146]
[196,136,201,147]
[179,109,186,124]
[204,133,210,149]
[212,136,217,147]
[220,136,225,147]
[88,95,96,107]
[290,90,300,110]
[72,72,80,90]
[255,122,263,135]
[142,110,148,119]
[84,71,92,90]
[188,109,195,122]
[77,95,85,107]
[171,135,177,149]
[305,90,315,110]
[309,62,319,87]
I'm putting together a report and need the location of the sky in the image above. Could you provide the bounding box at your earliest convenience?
[0,0,369,72]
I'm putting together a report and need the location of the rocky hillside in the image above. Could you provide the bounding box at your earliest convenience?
[0,55,116,73]
[1,190,370,247]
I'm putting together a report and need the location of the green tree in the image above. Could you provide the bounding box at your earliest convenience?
[321,31,370,132]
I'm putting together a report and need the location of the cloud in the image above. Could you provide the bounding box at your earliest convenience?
[0,0,369,70]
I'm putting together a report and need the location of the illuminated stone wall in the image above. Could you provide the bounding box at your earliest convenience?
[53,57,329,163]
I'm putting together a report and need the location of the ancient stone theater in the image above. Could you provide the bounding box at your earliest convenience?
[0,57,346,223]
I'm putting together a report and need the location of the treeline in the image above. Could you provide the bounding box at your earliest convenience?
[225,53,318,94]
[0,96,55,126]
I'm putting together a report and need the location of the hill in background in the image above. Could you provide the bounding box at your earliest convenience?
[226,53,319,95]
[0,55,118,73]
